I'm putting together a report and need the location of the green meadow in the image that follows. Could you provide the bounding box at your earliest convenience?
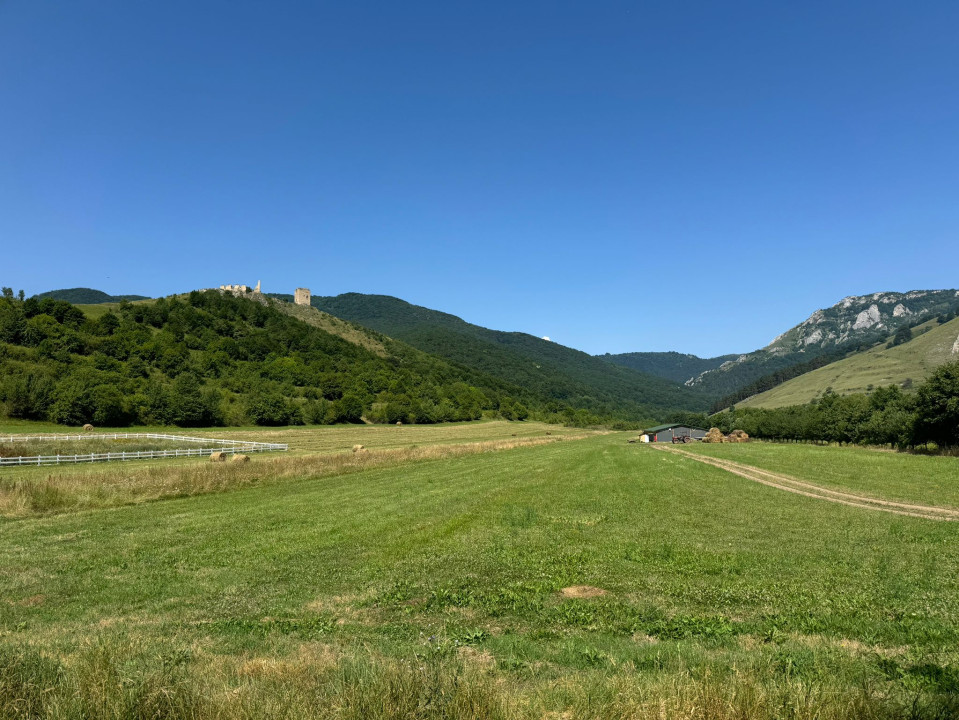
[1,426,958,718]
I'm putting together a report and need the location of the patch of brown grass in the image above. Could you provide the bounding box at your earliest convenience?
[559,586,607,599]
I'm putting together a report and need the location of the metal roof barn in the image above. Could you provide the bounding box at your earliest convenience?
[643,424,707,443]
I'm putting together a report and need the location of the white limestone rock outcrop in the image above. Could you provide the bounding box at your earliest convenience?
[853,304,882,330]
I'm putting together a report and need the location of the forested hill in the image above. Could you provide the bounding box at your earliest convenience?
[34,288,150,304]
[0,291,594,428]
[308,293,713,416]
[599,351,739,384]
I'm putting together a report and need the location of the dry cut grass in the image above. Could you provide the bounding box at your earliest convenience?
[0,435,588,518]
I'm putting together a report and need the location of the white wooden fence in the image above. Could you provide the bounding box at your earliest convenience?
[0,433,288,467]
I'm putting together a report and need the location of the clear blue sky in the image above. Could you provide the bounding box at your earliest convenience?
[2,1,958,357]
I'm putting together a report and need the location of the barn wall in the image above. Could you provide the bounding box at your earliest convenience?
[652,426,706,442]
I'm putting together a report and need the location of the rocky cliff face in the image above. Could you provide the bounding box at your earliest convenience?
[687,289,959,395]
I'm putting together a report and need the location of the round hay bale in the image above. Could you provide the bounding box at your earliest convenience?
[396,421,403,426]
[352,444,365,453]
[210,451,228,462]
[82,424,95,432]
[229,453,250,463]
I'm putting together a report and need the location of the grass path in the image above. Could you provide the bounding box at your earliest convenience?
[656,445,959,521]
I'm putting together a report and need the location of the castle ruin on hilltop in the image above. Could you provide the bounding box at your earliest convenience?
[216,281,311,307]
[220,280,262,295]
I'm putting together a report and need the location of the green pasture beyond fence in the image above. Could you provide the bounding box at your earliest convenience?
[0,432,288,467]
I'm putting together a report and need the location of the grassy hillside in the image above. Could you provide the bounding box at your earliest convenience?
[274,300,391,357]
[599,350,738,383]
[740,316,959,408]
[2,433,957,718]
[34,287,149,303]
[309,293,712,417]
[690,290,959,398]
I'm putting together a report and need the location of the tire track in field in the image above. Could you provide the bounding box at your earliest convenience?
[652,445,959,521]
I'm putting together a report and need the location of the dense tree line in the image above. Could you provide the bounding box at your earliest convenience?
[1,289,588,428]
[710,363,959,450]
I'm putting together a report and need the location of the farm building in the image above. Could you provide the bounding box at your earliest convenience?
[643,424,707,443]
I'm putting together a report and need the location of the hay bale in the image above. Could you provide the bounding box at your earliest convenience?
[352,444,365,453]
[82,424,94,432]
[230,453,250,463]
[703,427,725,444]
[727,429,749,443]
[210,451,228,462]
[396,421,403,426]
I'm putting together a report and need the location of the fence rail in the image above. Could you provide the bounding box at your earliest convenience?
[0,433,288,467]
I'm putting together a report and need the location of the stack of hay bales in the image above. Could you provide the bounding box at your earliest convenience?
[703,428,726,444]
[727,429,750,443]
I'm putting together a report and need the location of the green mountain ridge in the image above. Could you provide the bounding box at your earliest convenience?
[27,286,959,421]
[599,350,740,384]
[34,288,150,304]
[308,293,712,417]
[0,291,583,428]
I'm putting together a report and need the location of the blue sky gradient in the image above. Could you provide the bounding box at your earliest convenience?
[2,1,957,356]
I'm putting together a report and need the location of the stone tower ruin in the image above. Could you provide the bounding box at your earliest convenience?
[294,288,311,306]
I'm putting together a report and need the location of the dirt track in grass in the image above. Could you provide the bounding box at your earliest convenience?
[653,445,959,522]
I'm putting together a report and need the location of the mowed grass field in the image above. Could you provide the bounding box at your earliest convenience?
[1,426,958,719]
[0,419,575,454]
[0,422,585,517]
[682,440,959,510]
